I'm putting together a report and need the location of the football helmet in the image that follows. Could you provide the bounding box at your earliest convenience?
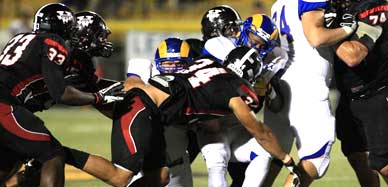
[201,5,242,41]
[33,3,75,40]
[154,38,193,73]
[223,46,263,84]
[238,14,279,59]
[71,11,113,57]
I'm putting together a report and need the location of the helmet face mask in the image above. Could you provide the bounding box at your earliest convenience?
[154,38,193,73]
[201,5,242,41]
[33,3,75,40]
[72,11,113,57]
[239,14,279,60]
[223,46,263,84]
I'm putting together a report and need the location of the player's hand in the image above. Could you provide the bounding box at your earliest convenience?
[340,12,357,35]
[94,82,125,104]
[283,155,302,187]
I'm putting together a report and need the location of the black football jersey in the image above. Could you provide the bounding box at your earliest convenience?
[149,57,260,124]
[0,32,69,109]
[336,0,388,97]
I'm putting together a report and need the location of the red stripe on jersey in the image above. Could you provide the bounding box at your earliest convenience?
[359,5,388,19]
[120,96,145,155]
[0,103,51,141]
[44,38,68,56]
[240,84,260,110]
[240,84,258,102]
[11,74,43,96]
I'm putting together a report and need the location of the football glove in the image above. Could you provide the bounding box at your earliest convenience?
[324,11,339,29]
[340,12,357,35]
[94,82,125,104]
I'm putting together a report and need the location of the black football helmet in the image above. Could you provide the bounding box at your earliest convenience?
[71,11,113,57]
[223,46,263,84]
[201,5,242,41]
[33,3,75,40]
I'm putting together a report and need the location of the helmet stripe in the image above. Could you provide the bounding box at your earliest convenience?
[180,41,190,58]
[158,40,168,59]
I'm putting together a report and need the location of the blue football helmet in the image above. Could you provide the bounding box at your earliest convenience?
[154,38,193,73]
[238,14,279,59]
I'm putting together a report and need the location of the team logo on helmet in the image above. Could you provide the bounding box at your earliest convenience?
[57,11,73,24]
[77,15,94,28]
[206,9,222,22]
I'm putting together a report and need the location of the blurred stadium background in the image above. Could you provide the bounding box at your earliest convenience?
[0,0,382,186]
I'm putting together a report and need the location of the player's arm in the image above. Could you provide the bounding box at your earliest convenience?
[228,96,287,160]
[336,21,383,67]
[301,9,354,48]
[42,38,121,106]
[42,61,97,105]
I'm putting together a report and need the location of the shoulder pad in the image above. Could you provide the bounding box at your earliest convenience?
[202,36,236,63]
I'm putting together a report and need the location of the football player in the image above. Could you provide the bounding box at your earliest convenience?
[266,0,358,186]
[333,0,385,186]
[0,4,122,187]
[126,37,195,187]
[115,46,301,186]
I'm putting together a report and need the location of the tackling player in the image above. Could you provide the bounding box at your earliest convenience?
[114,46,302,186]
[126,37,195,187]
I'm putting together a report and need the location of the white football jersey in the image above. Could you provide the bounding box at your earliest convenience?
[202,36,236,63]
[271,0,333,81]
[126,58,159,83]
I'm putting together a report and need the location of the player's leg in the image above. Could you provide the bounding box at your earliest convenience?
[0,147,24,186]
[197,118,230,187]
[222,116,251,187]
[262,80,294,186]
[279,75,335,187]
[164,125,193,187]
[231,136,272,187]
[290,96,335,186]
[350,89,388,184]
[227,162,248,187]
[0,103,65,187]
[335,97,380,187]
[110,88,169,186]
[187,129,200,163]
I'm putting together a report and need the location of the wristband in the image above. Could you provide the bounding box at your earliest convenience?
[282,154,292,164]
[342,26,354,35]
[93,93,100,104]
[357,35,375,51]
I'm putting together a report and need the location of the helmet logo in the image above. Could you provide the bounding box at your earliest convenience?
[255,28,270,42]
[57,11,73,24]
[77,16,94,28]
[207,9,222,22]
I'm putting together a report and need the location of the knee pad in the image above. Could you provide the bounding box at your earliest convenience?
[307,155,330,178]
[201,143,230,169]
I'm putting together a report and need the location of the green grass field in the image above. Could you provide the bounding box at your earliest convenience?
[38,106,377,187]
